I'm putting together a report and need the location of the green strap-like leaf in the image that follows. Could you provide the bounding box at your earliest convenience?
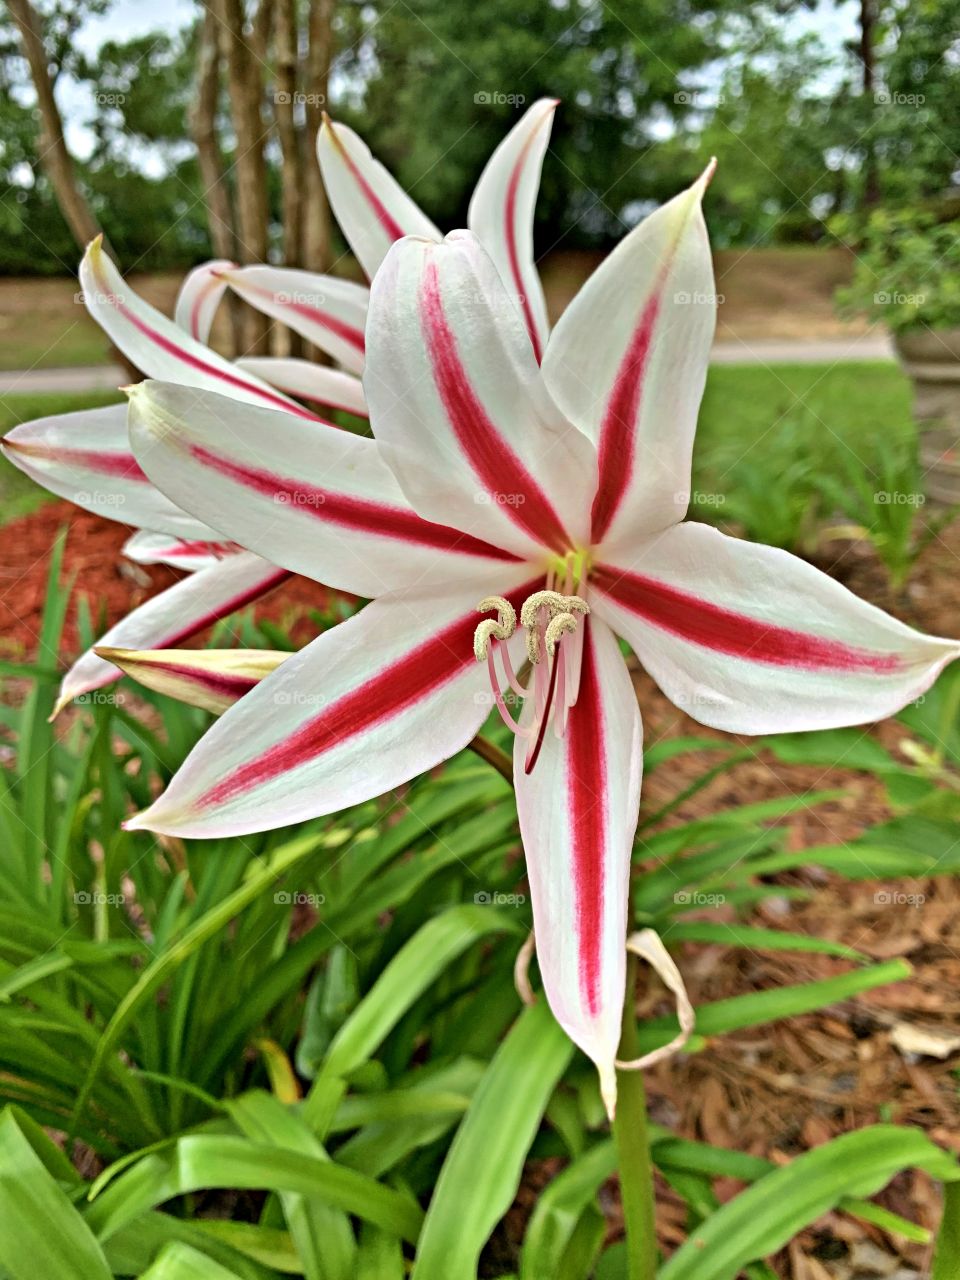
[412,1001,573,1280]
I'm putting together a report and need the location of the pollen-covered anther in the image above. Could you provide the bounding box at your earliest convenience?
[473,595,518,661]
[545,611,578,657]
[520,591,590,663]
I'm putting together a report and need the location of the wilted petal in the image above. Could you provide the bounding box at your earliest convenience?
[126,575,537,838]
[1,405,214,540]
[95,646,287,715]
[365,231,596,559]
[468,98,557,362]
[592,521,960,734]
[53,552,288,717]
[541,162,717,547]
[128,380,525,598]
[514,615,642,1117]
[317,117,441,279]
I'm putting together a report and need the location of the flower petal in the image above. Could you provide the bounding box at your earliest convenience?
[514,615,642,1117]
[591,521,960,734]
[1,404,215,540]
[128,380,525,598]
[235,358,368,418]
[52,552,288,717]
[79,239,322,422]
[174,260,235,342]
[121,531,241,572]
[467,98,557,362]
[216,266,368,374]
[94,646,287,715]
[316,117,441,279]
[365,231,596,559]
[125,575,537,837]
[541,162,717,547]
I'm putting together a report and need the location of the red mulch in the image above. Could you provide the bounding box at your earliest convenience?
[5,499,960,1279]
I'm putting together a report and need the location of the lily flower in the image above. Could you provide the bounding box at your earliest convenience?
[1,100,561,712]
[121,170,960,1113]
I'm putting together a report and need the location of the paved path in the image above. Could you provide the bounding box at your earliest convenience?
[0,335,896,395]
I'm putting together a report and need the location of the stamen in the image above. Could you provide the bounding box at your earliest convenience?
[524,640,562,774]
[545,611,577,657]
[487,646,521,732]
[473,596,517,661]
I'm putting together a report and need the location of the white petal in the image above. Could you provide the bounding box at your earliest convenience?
[317,117,441,279]
[592,521,960,734]
[235,358,367,418]
[53,553,287,716]
[126,573,537,837]
[514,615,642,1116]
[468,98,557,361]
[1,404,214,540]
[542,163,716,547]
[121,531,240,572]
[364,231,596,559]
[128,380,529,598]
[174,260,235,342]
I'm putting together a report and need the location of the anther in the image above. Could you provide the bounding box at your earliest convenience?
[545,611,578,657]
[473,596,518,662]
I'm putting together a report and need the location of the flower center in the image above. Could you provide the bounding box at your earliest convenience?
[473,581,590,774]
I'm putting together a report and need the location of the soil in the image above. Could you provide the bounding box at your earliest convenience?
[3,498,960,1279]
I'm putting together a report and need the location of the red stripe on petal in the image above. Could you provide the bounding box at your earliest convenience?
[6,441,147,480]
[199,581,537,807]
[590,291,661,543]
[593,563,904,673]
[152,568,290,648]
[504,144,543,363]
[189,442,523,564]
[147,660,258,701]
[566,621,606,1016]
[420,259,570,554]
[327,126,406,244]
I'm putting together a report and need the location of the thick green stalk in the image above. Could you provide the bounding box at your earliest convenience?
[614,951,659,1280]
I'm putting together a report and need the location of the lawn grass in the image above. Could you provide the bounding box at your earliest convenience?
[0,362,912,527]
[0,390,121,521]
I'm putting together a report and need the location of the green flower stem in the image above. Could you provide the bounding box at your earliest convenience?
[614,950,659,1280]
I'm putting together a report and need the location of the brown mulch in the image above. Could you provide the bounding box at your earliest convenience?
[4,500,960,1279]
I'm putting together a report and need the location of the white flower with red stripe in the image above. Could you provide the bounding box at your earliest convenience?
[1,101,561,713]
[121,164,959,1115]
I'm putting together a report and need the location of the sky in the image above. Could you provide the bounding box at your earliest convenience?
[49,0,862,169]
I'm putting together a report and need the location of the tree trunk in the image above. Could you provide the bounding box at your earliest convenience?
[859,0,880,208]
[7,0,104,250]
[301,0,335,275]
[218,0,272,354]
[189,3,243,352]
[274,0,304,355]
